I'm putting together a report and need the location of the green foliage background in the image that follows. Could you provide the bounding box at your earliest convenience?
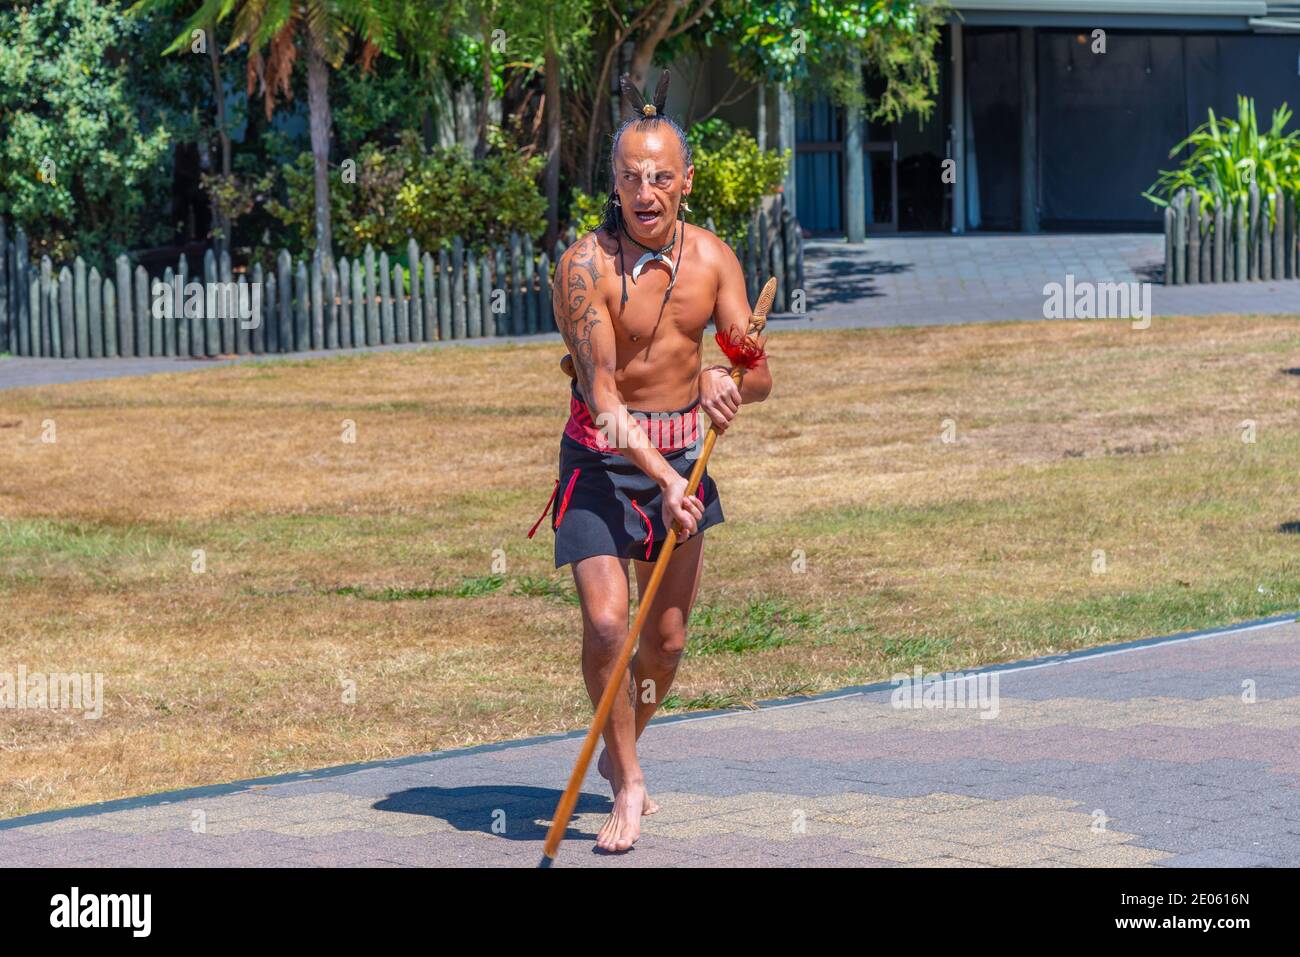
[0,0,173,260]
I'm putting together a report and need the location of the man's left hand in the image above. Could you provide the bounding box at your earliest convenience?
[699,365,741,432]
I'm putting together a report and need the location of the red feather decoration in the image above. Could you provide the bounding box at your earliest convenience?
[715,328,767,370]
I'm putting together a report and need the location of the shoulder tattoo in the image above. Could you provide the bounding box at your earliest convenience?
[555,237,604,396]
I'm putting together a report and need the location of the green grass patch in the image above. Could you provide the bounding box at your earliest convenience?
[332,574,506,601]
[685,599,818,657]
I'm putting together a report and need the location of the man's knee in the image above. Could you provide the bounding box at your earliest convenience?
[582,613,627,659]
[642,625,686,666]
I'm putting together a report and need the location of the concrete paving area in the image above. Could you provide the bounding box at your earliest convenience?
[788,233,1300,330]
[2,615,1297,868]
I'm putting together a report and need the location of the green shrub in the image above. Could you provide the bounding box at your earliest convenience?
[567,189,606,235]
[270,134,547,257]
[686,122,789,244]
[0,0,172,261]
[1144,95,1300,226]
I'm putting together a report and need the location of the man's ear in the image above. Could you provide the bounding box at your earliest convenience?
[683,163,695,194]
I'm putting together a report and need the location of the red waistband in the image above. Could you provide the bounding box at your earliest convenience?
[564,390,701,452]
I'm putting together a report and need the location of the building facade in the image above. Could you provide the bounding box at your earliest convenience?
[701,1,1300,237]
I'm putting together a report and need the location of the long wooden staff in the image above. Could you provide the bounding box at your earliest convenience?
[539,277,776,867]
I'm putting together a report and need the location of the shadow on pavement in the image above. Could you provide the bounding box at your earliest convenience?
[804,245,912,304]
[374,785,611,842]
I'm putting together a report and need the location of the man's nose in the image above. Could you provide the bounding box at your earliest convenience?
[635,179,656,205]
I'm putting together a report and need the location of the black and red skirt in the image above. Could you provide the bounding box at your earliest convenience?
[528,379,724,567]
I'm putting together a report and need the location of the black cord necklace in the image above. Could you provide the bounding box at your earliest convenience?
[616,212,679,312]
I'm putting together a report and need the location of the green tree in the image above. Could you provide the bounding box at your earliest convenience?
[161,0,399,265]
[0,0,172,260]
[702,0,946,122]
[510,0,595,245]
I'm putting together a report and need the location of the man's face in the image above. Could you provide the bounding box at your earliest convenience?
[612,126,694,245]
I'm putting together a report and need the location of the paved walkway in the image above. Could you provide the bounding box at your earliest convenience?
[790,233,1300,329]
[5,234,1297,392]
[3,616,1297,868]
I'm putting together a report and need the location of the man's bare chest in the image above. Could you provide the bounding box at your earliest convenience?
[594,260,716,345]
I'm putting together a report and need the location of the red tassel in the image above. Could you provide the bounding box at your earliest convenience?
[629,497,653,560]
[527,479,560,539]
[555,468,581,529]
[714,328,767,370]
[528,469,582,538]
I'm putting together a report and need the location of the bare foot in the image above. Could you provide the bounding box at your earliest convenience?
[595,779,646,853]
[598,747,660,815]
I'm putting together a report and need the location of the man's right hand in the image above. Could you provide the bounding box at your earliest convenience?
[660,472,704,540]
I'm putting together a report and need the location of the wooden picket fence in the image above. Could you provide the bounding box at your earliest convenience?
[0,205,804,360]
[1163,185,1300,285]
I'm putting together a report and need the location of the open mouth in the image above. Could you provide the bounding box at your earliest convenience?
[633,210,661,225]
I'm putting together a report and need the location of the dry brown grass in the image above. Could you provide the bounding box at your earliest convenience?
[2,314,1299,818]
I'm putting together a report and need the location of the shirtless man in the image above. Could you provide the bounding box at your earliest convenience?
[543,74,773,853]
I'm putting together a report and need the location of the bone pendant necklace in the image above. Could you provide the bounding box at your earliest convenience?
[617,218,679,318]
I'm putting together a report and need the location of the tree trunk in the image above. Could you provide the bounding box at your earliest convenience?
[207,37,232,257]
[544,32,561,247]
[306,37,334,266]
[475,15,493,160]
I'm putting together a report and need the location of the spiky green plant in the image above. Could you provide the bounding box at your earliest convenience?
[1144,95,1300,226]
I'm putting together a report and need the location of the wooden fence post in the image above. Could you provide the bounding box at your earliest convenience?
[161,267,176,357]
[1272,190,1285,281]
[326,261,340,349]
[15,228,31,356]
[114,254,132,358]
[1247,183,1260,280]
[408,239,423,342]
[133,263,151,356]
[234,274,249,355]
[421,251,436,342]
[452,236,467,339]
[378,251,394,344]
[202,248,218,355]
[1235,199,1248,282]
[252,262,267,354]
[438,248,452,340]
[350,256,365,347]
[538,251,553,332]
[466,249,481,338]
[364,245,379,346]
[522,234,537,334]
[58,265,74,358]
[219,248,234,354]
[73,257,89,357]
[274,251,290,353]
[493,245,507,337]
[294,258,310,352]
[480,247,494,337]
[88,266,103,358]
[102,278,116,360]
[311,253,325,349]
[1185,189,1200,284]
[337,258,351,350]
[394,262,409,343]
[509,233,524,336]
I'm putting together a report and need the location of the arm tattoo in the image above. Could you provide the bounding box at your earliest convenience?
[554,238,604,404]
